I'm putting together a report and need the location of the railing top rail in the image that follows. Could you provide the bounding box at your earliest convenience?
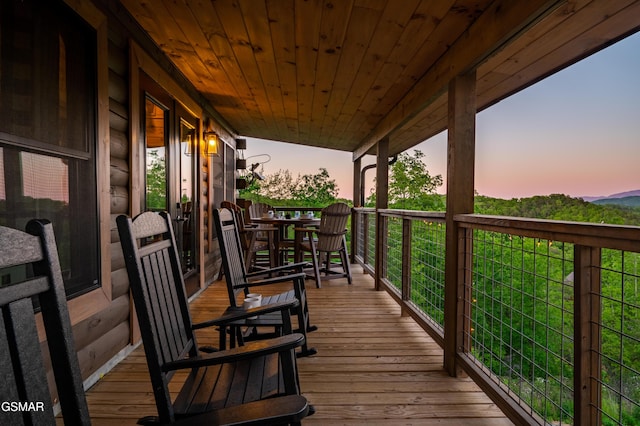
[378,209,446,220]
[353,207,445,221]
[353,207,375,213]
[455,213,640,252]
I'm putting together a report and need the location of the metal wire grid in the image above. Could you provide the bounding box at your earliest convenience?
[367,213,376,269]
[410,220,446,330]
[385,216,403,292]
[356,211,365,259]
[594,249,640,425]
[463,230,575,425]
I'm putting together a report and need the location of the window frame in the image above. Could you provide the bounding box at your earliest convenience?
[50,0,112,327]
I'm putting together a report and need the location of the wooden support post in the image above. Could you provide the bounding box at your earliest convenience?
[351,157,362,263]
[401,218,412,316]
[362,213,369,266]
[375,137,389,291]
[353,157,362,208]
[574,245,601,425]
[444,71,476,376]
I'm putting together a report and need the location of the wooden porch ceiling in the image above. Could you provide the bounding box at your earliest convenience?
[119,0,640,158]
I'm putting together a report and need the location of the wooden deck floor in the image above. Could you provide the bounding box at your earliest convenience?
[84,266,513,425]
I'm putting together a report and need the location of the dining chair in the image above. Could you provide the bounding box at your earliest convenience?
[221,200,276,271]
[295,202,353,288]
[248,201,301,264]
[247,202,274,222]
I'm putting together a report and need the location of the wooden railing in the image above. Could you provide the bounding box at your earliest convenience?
[352,207,640,426]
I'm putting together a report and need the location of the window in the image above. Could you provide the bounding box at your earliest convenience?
[144,96,169,211]
[0,0,99,298]
[225,143,235,202]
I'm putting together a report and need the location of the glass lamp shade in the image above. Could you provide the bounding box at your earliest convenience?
[203,131,219,156]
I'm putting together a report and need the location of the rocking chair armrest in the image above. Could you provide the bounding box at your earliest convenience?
[191,299,300,330]
[238,272,306,290]
[245,262,306,278]
[161,333,305,371]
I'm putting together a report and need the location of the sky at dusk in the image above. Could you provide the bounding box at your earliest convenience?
[243,32,640,201]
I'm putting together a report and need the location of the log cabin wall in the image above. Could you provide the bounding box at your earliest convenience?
[53,0,134,384]
[27,0,229,389]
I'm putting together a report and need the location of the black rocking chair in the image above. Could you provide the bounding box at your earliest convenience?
[0,219,90,425]
[117,211,312,425]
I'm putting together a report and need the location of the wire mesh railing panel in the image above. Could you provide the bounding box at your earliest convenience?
[594,249,640,425]
[356,211,365,259]
[462,230,575,425]
[351,210,640,425]
[410,219,446,330]
[367,213,376,269]
[385,216,403,291]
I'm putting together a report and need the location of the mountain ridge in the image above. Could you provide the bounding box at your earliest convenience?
[581,189,640,202]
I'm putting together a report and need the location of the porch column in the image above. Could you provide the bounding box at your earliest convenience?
[444,71,476,376]
[375,137,389,291]
[351,157,362,263]
[353,157,362,207]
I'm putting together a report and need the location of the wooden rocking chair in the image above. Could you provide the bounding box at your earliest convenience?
[295,202,353,288]
[117,211,311,425]
[0,219,90,425]
[213,208,317,357]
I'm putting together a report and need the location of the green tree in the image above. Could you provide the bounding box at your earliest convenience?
[241,167,341,207]
[146,150,167,211]
[367,150,444,210]
[291,168,339,205]
[254,169,296,200]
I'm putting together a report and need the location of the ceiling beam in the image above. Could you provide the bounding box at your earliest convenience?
[352,0,565,161]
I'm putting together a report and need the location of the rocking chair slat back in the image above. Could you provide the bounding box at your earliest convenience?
[117,211,195,420]
[215,208,249,305]
[0,220,90,426]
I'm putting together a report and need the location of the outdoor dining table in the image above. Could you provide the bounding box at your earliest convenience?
[251,215,321,266]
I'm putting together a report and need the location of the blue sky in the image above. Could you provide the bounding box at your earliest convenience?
[244,31,640,200]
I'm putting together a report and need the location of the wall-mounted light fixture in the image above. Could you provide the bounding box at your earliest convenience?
[203,130,219,157]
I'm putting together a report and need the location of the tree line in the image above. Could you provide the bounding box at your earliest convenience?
[241,149,640,227]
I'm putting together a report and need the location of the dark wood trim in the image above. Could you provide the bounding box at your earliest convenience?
[401,218,412,308]
[444,71,476,376]
[455,213,640,251]
[351,157,361,263]
[574,245,602,425]
[36,0,113,339]
[375,137,389,291]
[352,157,361,207]
[378,209,446,220]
